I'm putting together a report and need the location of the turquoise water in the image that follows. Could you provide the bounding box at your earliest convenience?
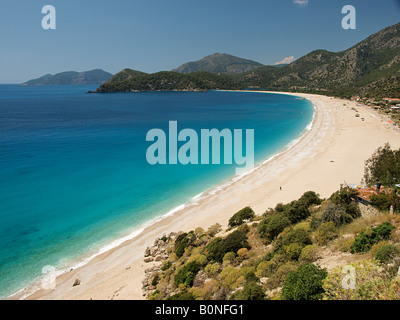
[0,86,313,298]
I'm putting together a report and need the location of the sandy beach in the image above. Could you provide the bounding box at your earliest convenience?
[14,91,400,300]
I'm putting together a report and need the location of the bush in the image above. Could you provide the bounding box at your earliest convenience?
[167,292,196,300]
[267,262,298,289]
[281,264,328,300]
[228,207,255,228]
[285,243,303,261]
[314,222,337,246]
[255,260,275,278]
[325,188,361,225]
[282,200,310,224]
[320,202,352,226]
[375,244,400,263]
[204,262,220,277]
[370,193,392,211]
[230,282,265,300]
[323,260,400,300]
[274,228,312,254]
[299,245,321,263]
[174,261,202,287]
[206,230,250,263]
[223,251,236,262]
[350,222,396,254]
[298,191,323,207]
[174,232,196,258]
[258,214,290,242]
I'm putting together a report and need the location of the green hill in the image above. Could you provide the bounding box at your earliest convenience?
[239,23,400,98]
[23,69,113,85]
[172,53,264,75]
[95,70,241,93]
[95,23,400,97]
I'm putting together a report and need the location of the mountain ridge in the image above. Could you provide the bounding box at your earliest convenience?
[95,22,400,98]
[172,53,264,75]
[23,69,113,85]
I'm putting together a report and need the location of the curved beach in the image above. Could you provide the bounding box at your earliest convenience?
[15,92,400,300]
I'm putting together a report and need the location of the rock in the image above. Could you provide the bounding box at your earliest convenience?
[144,257,154,263]
[193,271,207,287]
[154,255,164,262]
[73,279,81,287]
[144,246,151,257]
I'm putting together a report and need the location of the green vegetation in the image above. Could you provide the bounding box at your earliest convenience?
[96,70,241,93]
[350,222,396,253]
[228,207,255,228]
[172,53,264,75]
[206,230,250,263]
[24,69,113,86]
[145,145,400,300]
[364,144,400,187]
[95,23,400,97]
[281,264,327,300]
[375,244,400,263]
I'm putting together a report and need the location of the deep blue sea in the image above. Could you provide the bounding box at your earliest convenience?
[0,85,313,298]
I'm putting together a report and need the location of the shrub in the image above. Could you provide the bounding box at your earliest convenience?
[237,248,249,261]
[167,292,196,300]
[322,260,400,300]
[282,200,310,224]
[350,222,396,254]
[326,188,361,225]
[174,232,196,258]
[223,252,236,265]
[298,191,323,207]
[174,261,202,287]
[220,266,241,290]
[267,262,298,289]
[228,207,255,228]
[206,230,250,263]
[281,264,327,300]
[314,222,337,246]
[285,243,302,261]
[320,202,351,226]
[333,235,355,253]
[207,223,222,237]
[255,260,275,278]
[375,221,396,239]
[152,274,160,286]
[375,244,400,263]
[161,261,172,271]
[204,262,220,277]
[258,214,290,242]
[274,228,312,254]
[299,245,321,263]
[230,282,265,300]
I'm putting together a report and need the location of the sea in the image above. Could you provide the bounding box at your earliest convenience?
[0,85,314,298]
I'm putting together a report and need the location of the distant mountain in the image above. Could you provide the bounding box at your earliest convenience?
[172,53,264,75]
[95,70,240,93]
[95,23,400,97]
[23,69,113,85]
[239,22,400,97]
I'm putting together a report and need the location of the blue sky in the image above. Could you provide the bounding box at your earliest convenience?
[0,0,399,83]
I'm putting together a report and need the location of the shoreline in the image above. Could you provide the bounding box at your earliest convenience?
[8,91,315,300]
[12,91,400,300]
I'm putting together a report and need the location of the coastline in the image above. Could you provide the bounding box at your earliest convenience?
[12,91,400,300]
